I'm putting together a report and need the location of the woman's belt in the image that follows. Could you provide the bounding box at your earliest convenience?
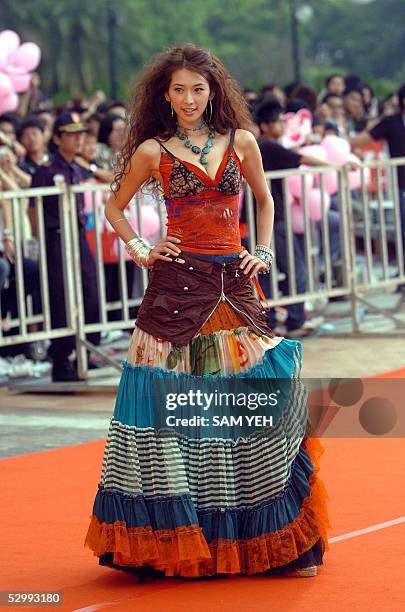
[135,251,274,346]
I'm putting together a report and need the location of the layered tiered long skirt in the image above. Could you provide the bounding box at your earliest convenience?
[84,300,331,577]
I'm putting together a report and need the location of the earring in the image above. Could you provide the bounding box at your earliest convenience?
[170,102,174,118]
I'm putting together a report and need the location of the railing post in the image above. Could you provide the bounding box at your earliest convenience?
[343,165,360,333]
[67,185,88,379]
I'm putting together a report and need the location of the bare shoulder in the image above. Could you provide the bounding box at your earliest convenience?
[135,138,161,159]
[234,128,259,161]
[234,128,256,145]
[130,137,161,172]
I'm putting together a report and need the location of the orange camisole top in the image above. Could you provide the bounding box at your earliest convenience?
[155,128,243,255]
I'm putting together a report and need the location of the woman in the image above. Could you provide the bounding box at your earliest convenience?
[96,113,128,172]
[84,44,330,581]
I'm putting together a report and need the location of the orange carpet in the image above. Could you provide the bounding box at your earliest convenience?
[1,371,404,611]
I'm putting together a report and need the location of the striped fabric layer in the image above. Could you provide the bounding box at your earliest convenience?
[84,303,331,577]
[90,440,315,544]
[85,436,330,576]
[100,344,308,508]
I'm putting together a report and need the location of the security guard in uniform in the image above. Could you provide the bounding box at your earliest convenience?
[30,112,100,381]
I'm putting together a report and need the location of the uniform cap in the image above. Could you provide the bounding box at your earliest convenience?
[53,112,88,135]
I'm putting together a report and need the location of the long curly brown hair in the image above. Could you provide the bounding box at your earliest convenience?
[112,43,254,193]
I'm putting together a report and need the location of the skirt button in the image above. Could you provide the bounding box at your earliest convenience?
[173,309,179,314]
[184,286,189,291]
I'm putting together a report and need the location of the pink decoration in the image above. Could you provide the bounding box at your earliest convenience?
[0,72,12,96]
[282,109,313,148]
[83,189,104,213]
[299,144,328,161]
[0,46,8,71]
[308,189,331,221]
[347,153,362,190]
[321,135,350,165]
[291,203,305,234]
[287,169,314,200]
[132,204,160,239]
[0,30,20,58]
[5,66,31,93]
[110,205,160,259]
[0,29,42,101]
[0,91,18,113]
[319,170,339,195]
[8,42,41,72]
[85,194,161,262]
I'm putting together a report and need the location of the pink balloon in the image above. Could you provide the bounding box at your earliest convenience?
[287,169,314,199]
[282,109,313,148]
[0,30,21,57]
[135,204,160,239]
[291,203,305,234]
[299,144,328,161]
[5,67,31,93]
[0,47,8,71]
[319,169,339,195]
[83,189,104,213]
[0,91,18,113]
[321,135,350,165]
[347,153,362,190]
[112,204,161,260]
[9,42,41,72]
[0,72,12,96]
[308,189,331,221]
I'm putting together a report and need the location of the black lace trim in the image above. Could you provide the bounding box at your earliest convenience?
[156,130,241,199]
[216,155,241,196]
[168,154,241,198]
[169,159,207,198]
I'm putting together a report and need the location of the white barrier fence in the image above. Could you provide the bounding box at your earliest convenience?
[1,157,404,378]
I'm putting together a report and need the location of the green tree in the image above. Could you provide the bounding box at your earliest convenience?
[1,0,403,99]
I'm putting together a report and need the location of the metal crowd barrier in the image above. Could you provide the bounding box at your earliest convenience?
[344,157,405,333]
[246,163,352,305]
[1,156,404,380]
[250,157,405,334]
[0,184,76,345]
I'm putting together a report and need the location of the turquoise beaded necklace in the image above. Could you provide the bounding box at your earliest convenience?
[175,123,215,165]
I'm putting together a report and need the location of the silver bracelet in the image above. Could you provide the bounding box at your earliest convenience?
[125,237,152,268]
[254,244,274,273]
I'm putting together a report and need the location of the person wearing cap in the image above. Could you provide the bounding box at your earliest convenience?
[29,111,100,382]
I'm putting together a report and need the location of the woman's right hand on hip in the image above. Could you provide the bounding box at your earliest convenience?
[147,236,185,265]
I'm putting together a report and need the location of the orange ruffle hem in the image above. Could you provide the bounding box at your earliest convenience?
[84,437,331,577]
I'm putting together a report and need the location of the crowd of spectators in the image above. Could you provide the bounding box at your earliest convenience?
[244,74,400,139]
[0,71,404,377]
[243,75,405,337]
[0,81,130,378]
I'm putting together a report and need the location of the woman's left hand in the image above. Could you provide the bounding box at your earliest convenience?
[238,248,267,277]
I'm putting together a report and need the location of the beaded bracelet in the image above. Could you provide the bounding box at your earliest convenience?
[253,244,274,273]
[125,236,152,269]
